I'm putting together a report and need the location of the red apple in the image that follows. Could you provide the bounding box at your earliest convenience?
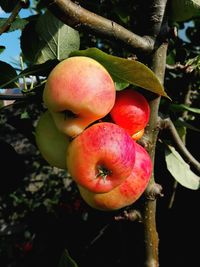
[66,122,136,193]
[110,88,150,135]
[43,56,116,137]
[35,111,70,169]
[78,142,152,211]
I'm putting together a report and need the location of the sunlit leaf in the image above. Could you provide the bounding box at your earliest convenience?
[165,145,200,190]
[70,48,168,97]
[35,10,80,64]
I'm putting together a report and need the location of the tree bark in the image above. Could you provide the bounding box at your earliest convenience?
[45,0,155,53]
[143,42,168,267]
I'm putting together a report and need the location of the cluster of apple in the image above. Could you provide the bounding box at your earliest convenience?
[35,56,152,211]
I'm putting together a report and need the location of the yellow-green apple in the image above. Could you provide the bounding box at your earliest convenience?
[110,88,150,136]
[132,128,144,141]
[66,122,136,193]
[35,110,70,169]
[78,142,152,211]
[43,56,116,137]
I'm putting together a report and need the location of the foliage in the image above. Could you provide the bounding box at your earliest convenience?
[0,0,200,266]
[21,10,80,64]
[70,48,167,95]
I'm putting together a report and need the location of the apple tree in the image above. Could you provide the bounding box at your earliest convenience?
[0,1,200,267]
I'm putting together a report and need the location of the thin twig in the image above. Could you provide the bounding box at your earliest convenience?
[86,224,109,248]
[0,94,27,100]
[168,83,193,208]
[168,180,178,209]
[0,2,23,35]
[115,209,143,222]
[160,117,200,173]
[19,56,28,91]
[45,0,155,53]
[166,63,186,70]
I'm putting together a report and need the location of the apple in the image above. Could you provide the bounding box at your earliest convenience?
[66,122,136,193]
[35,110,70,169]
[132,128,144,141]
[78,142,152,211]
[43,56,116,137]
[110,88,150,135]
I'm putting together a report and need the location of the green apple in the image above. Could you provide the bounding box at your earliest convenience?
[35,111,70,169]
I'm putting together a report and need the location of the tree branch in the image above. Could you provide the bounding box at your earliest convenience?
[45,0,155,53]
[160,117,200,173]
[139,4,169,262]
[0,1,24,35]
[114,209,143,223]
[141,0,168,38]
[142,42,168,267]
[0,94,27,100]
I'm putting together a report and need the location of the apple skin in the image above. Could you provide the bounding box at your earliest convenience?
[66,122,136,193]
[35,111,70,169]
[110,88,150,136]
[132,128,144,141]
[43,56,116,137]
[78,142,152,211]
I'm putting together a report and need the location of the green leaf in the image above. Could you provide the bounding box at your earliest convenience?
[0,18,28,32]
[170,0,200,22]
[0,60,58,89]
[20,19,44,63]
[176,118,200,133]
[166,49,176,65]
[70,48,168,97]
[114,80,129,91]
[171,104,200,114]
[35,10,80,64]
[186,54,200,71]
[0,45,5,54]
[165,145,200,190]
[20,110,30,119]
[58,249,78,267]
[20,60,59,77]
[113,6,130,24]
[0,0,18,12]
[0,60,18,88]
